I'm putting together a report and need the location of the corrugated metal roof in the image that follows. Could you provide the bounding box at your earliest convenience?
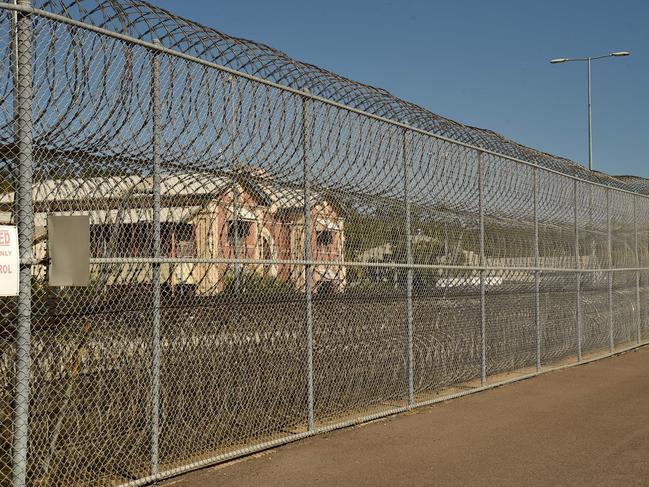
[0,171,332,217]
[0,173,233,205]
[155,173,231,197]
[0,175,145,205]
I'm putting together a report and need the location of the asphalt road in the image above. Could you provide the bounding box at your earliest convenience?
[163,345,649,487]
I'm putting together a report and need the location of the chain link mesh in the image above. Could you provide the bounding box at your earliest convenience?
[0,2,647,486]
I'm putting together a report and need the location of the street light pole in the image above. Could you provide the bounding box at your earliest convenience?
[550,51,630,172]
[587,57,592,171]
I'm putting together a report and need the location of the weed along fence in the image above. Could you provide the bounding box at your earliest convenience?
[0,1,648,486]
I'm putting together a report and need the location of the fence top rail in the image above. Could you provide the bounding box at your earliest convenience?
[1,1,646,201]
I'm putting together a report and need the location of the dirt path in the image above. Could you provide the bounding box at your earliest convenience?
[163,346,649,487]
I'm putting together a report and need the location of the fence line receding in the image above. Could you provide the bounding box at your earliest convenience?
[0,2,647,486]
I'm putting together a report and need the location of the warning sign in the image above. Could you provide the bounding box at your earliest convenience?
[0,226,19,296]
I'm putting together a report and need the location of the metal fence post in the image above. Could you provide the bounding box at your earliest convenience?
[12,1,34,486]
[150,39,162,476]
[403,129,414,406]
[232,171,239,291]
[607,189,614,352]
[574,180,582,362]
[533,168,541,371]
[634,196,641,343]
[478,151,486,385]
[230,77,240,292]
[302,93,314,431]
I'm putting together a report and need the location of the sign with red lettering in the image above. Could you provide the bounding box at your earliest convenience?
[0,226,19,296]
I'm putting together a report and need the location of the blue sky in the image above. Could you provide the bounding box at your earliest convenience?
[151,0,648,178]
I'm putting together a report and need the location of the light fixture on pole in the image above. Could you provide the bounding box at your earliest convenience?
[549,51,630,171]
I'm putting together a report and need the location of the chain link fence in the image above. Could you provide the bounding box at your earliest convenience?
[0,1,648,486]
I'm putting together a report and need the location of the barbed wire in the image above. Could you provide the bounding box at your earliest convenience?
[0,0,638,192]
